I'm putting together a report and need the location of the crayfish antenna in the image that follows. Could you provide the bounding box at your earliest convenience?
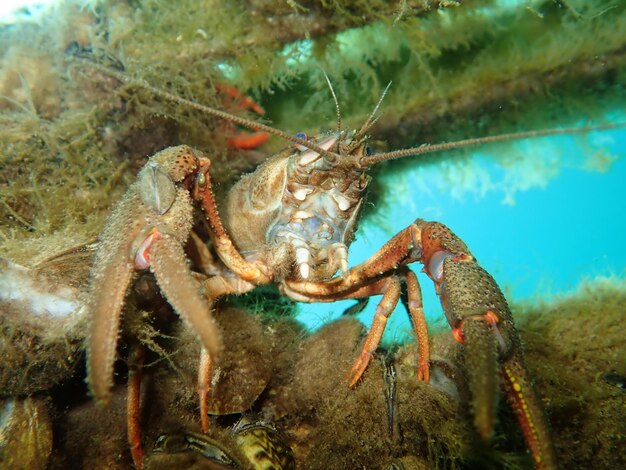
[322,70,342,133]
[359,121,626,167]
[70,53,340,161]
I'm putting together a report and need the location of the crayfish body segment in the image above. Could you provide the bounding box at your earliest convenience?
[223,132,369,282]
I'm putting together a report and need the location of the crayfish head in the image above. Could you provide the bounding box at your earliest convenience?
[265,132,371,281]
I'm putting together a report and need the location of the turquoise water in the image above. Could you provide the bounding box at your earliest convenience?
[298,121,626,343]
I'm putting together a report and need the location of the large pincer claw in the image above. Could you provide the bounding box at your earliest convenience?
[440,256,558,470]
[438,257,512,440]
[85,146,223,405]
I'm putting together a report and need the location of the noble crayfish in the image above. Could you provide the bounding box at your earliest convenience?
[75,58,618,470]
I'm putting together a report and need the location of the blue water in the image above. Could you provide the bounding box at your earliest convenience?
[297,123,626,343]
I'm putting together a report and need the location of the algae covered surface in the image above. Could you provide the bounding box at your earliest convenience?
[1,0,626,469]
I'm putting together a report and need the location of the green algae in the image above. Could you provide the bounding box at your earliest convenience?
[1,0,625,263]
[0,1,625,468]
[515,279,626,469]
[16,276,618,469]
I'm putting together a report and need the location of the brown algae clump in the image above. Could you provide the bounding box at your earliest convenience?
[0,1,625,469]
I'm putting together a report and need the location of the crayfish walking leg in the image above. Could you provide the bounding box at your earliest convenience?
[284,218,557,469]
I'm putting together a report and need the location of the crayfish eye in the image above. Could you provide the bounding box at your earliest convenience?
[294,132,310,151]
[365,146,373,156]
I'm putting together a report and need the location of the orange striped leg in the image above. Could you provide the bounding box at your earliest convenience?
[127,344,145,469]
[192,163,272,285]
[197,346,214,434]
[348,276,402,387]
[284,224,419,298]
[404,270,430,382]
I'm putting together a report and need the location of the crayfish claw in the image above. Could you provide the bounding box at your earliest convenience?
[85,191,143,404]
[86,256,135,404]
[461,318,500,442]
[149,234,223,361]
[415,220,557,468]
[85,146,217,405]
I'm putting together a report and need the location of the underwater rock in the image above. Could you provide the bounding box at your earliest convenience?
[516,281,626,470]
[281,316,367,415]
[398,331,466,403]
[273,317,469,468]
[0,257,86,396]
[50,306,301,469]
[31,281,626,469]
[50,383,132,469]
[0,397,53,470]
[151,307,275,419]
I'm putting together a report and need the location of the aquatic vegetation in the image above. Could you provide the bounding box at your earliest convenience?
[516,279,626,469]
[0,1,625,469]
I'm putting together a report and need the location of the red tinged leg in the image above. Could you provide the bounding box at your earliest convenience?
[197,346,214,434]
[127,344,145,469]
[215,83,269,151]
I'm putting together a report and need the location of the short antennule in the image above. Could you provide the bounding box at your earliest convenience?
[352,81,393,146]
[323,71,342,133]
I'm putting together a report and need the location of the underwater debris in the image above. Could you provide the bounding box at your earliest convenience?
[0,397,53,470]
[0,257,86,396]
